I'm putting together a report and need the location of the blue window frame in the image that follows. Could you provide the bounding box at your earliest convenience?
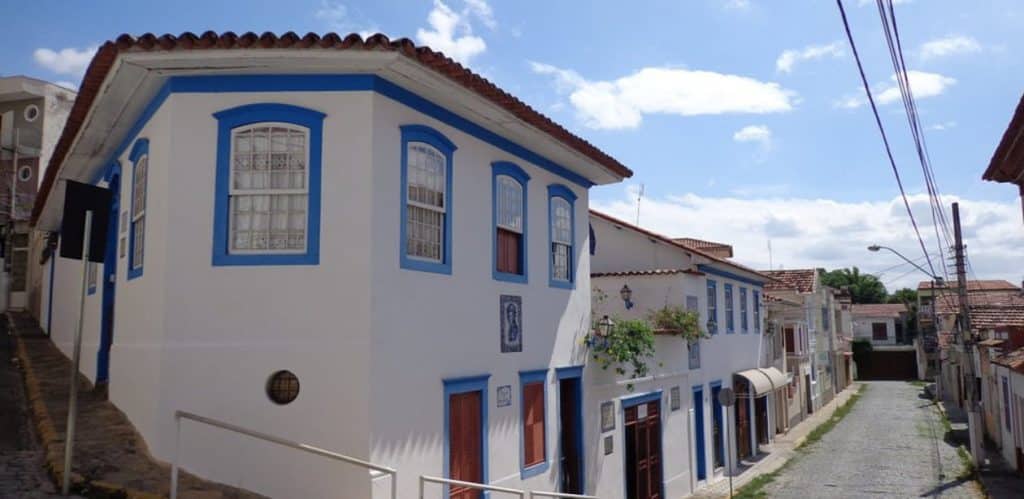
[493,162,530,283]
[740,287,748,333]
[724,283,735,333]
[212,103,325,266]
[753,290,761,333]
[519,369,549,478]
[400,125,456,275]
[443,374,490,494]
[547,184,577,289]
[706,280,718,335]
[127,138,148,279]
[1003,376,1012,431]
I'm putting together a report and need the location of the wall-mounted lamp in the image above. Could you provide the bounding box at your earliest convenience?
[620,284,634,310]
[597,315,614,337]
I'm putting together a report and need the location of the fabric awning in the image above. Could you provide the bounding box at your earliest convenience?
[759,367,788,391]
[735,369,773,397]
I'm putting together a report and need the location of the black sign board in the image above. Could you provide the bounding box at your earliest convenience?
[59,180,111,263]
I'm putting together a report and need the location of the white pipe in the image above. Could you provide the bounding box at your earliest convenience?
[62,209,91,496]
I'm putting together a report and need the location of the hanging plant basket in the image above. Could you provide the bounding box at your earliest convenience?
[647,306,706,342]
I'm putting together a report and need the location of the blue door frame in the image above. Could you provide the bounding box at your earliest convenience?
[555,366,585,494]
[710,382,724,469]
[96,170,120,385]
[692,386,706,480]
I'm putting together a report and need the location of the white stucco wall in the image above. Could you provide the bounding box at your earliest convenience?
[852,316,896,345]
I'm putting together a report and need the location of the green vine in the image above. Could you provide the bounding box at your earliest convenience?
[647,306,705,342]
[588,318,656,391]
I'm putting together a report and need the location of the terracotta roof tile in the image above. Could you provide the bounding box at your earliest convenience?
[591,268,703,278]
[984,92,1024,183]
[992,346,1024,373]
[32,32,633,223]
[970,304,1024,329]
[673,238,733,258]
[851,304,907,318]
[917,280,1020,292]
[760,269,817,293]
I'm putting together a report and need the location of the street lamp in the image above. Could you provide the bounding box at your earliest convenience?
[596,315,614,337]
[866,244,942,284]
[620,284,634,310]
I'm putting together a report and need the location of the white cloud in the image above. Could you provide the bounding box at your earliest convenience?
[776,42,844,73]
[836,70,955,109]
[733,125,772,148]
[415,0,494,65]
[593,187,1024,291]
[314,1,379,38]
[920,35,982,60]
[531,63,796,130]
[33,46,96,76]
[723,0,751,9]
[928,121,957,131]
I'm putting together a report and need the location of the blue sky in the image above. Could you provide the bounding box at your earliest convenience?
[3,0,1023,290]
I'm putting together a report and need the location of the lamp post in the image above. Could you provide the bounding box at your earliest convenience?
[620,284,634,310]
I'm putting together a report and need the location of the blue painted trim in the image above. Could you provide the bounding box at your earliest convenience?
[400,125,456,275]
[621,389,662,408]
[211,103,325,266]
[492,162,530,284]
[46,251,55,335]
[692,385,707,481]
[706,279,718,335]
[753,290,761,333]
[87,81,173,186]
[443,374,490,497]
[724,283,735,334]
[519,369,549,479]
[739,287,748,334]
[697,264,767,287]
[96,165,121,385]
[554,366,585,494]
[709,379,723,388]
[547,184,577,289]
[555,365,584,380]
[126,139,148,280]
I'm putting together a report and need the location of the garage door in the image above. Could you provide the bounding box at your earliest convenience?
[857,350,917,380]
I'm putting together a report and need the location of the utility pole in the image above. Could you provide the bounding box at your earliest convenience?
[953,202,982,465]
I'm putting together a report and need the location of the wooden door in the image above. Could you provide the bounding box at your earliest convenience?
[755,396,769,445]
[624,401,662,499]
[735,379,751,460]
[449,391,482,499]
[559,378,582,494]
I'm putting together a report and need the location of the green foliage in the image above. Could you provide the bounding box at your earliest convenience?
[819,267,888,304]
[588,318,656,391]
[888,287,918,305]
[851,339,873,368]
[647,306,705,341]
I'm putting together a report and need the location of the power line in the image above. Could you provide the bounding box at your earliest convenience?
[835,0,939,281]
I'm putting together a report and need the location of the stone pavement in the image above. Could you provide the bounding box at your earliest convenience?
[9,311,262,498]
[940,397,1024,499]
[689,383,863,499]
[0,315,81,498]
[760,381,981,499]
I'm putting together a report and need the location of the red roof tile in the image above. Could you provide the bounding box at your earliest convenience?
[591,268,703,278]
[970,304,1024,329]
[992,346,1024,373]
[760,269,817,293]
[917,280,1020,292]
[673,238,734,258]
[32,32,633,223]
[851,304,907,318]
[984,92,1024,184]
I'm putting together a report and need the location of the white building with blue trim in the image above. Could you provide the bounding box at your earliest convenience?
[30,32,632,499]
[589,210,787,498]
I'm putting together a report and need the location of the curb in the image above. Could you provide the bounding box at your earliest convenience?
[13,331,165,499]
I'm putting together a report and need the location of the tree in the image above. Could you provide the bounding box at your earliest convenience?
[818,267,888,304]
[887,288,918,306]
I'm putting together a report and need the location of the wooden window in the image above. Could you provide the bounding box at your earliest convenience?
[753,291,761,332]
[724,284,734,333]
[522,382,546,467]
[130,154,147,270]
[229,125,310,254]
[550,197,572,282]
[496,174,524,275]
[706,280,718,334]
[872,322,887,341]
[785,327,796,354]
[406,142,447,262]
[739,287,748,333]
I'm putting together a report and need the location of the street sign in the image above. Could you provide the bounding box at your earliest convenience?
[718,387,736,407]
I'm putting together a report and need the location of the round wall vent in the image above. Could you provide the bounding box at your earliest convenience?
[23,104,40,122]
[18,165,33,182]
[266,370,300,405]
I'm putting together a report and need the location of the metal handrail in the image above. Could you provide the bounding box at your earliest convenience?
[419,475,526,498]
[529,491,598,499]
[171,410,397,499]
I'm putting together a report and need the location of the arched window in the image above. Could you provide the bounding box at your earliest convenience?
[400,125,455,274]
[547,184,577,288]
[127,138,148,279]
[492,162,529,282]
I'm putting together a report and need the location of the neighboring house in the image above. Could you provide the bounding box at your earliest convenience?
[984,92,1024,224]
[851,304,908,346]
[832,289,854,393]
[675,237,734,259]
[761,269,838,412]
[991,347,1024,473]
[31,32,633,499]
[765,292,802,433]
[0,76,74,314]
[589,211,784,498]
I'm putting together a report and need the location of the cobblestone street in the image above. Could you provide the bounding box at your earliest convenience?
[0,318,71,499]
[762,381,982,499]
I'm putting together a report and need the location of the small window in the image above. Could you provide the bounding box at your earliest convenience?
[493,162,529,282]
[740,287,748,333]
[872,323,887,341]
[23,104,39,122]
[127,139,148,280]
[724,284,735,333]
[17,165,32,182]
[706,280,718,335]
[266,370,300,405]
[547,184,576,288]
[753,290,761,332]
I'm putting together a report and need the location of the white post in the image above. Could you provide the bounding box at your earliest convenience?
[170,415,180,499]
[62,209,91,496]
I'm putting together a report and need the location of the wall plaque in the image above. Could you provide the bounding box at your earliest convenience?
[600,401,615,432]
[496,385,512,407]
[500,295,523,353]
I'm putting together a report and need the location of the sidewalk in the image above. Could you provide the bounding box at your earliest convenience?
[9,311,262,498]
[938,397,1024,499]
[689,384,862,499]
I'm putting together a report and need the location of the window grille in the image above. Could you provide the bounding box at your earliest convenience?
[550,197,572,281]
[131,155,148,269]
[266,370,300,405]
[229,125,309,253]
